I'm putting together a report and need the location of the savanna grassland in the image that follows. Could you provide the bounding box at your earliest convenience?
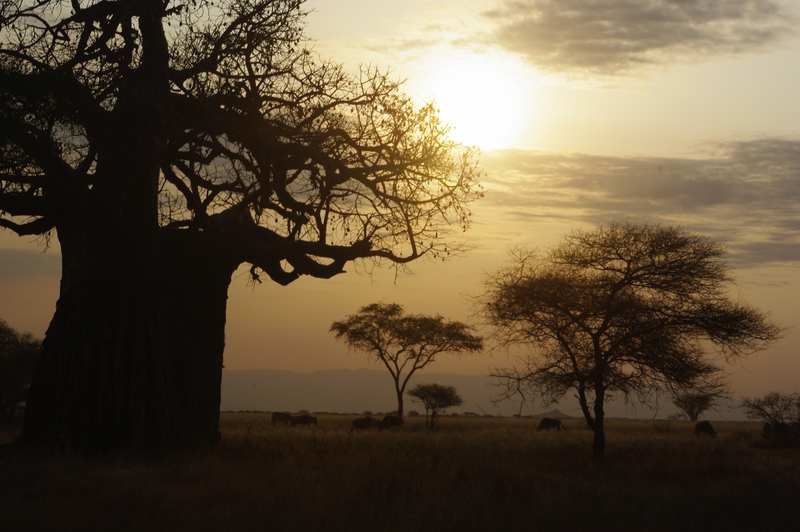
[2,414,798,532]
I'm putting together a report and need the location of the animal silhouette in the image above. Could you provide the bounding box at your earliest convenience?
[537,417,563,431]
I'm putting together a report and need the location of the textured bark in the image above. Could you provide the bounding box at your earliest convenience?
[23,230,236,451]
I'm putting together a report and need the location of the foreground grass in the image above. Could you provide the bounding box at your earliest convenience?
[2,414,798,532]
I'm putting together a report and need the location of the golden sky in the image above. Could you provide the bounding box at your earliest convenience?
[1,0,799,397]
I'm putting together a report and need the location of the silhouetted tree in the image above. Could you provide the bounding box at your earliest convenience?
[743,392,800,446]
[0,0,481,450]
[0,320,40,422]
[672,379,729,422]
[742,393,800,425]
[408,383,462,429]
[484,223,779,458]
[493,372,537,417]
[331,304,482,417]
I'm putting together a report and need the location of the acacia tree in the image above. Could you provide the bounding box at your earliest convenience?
[483,223,779,458]
[672,379,729,422]
[407,383,462,429]
[742,393,800,425]
[0,0,481,450]
[330,303,482,418]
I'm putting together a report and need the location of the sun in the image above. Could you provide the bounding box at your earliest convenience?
[408,48,540,150]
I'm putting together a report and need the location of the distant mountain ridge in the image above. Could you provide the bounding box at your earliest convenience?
[221,368,747,419]
[222,368,504,415]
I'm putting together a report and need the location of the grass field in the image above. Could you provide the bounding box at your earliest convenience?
[2,413,799,532]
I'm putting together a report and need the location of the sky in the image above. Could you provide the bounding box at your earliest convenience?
[1,0,799,400]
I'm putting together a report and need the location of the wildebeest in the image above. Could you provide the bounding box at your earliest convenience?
[379,415,403,430]
[271,412,292,425]
[537,417,563,431]
[694,420,716,437]
[289,414,317,426]
[351,416,380,431]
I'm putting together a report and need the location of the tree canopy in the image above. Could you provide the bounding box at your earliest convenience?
[742,392,800,425]
[407,383,462,429]
[484,223,779,457]
[331,303,482,417]
[0,0,481,281]
[672,379,729,422]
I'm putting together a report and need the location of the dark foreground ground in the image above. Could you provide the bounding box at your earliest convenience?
[1,414,798,532]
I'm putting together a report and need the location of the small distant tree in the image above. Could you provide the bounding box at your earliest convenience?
[672,380,729,422]
[408,384,463,429]
[331,304,482,418]
[0,320,41,422]
[742,393,800,425]
[484,223,779,458]
[493,372,537,417]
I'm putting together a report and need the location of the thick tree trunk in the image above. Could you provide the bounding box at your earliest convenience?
[18,3,236,452]
[23,230,237,451]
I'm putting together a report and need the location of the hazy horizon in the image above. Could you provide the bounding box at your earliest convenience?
[219,367,755,421]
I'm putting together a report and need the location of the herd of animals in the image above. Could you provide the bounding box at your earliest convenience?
[536,417,719,436]
[271,411,403,431]
[268,413,734,438]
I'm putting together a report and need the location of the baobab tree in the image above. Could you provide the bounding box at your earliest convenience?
[0,0,481,450]
[484,223,779,458]
[331,303,482,418]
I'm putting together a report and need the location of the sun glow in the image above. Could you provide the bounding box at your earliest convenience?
[408,48,541,150]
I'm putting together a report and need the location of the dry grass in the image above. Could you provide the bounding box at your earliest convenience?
[2,414,798,532]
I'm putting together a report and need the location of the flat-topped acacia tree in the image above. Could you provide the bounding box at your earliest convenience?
[331,304,482,418]
[0,0,481,450]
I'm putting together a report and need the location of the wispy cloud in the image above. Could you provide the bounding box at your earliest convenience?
[481,138,800,266]
[482,0,795,74]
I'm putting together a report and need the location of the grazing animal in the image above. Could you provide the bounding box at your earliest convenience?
[379,415,403,430]
[271,412,292,425]
[289,414,317,426]
[537,417,562,431]
[351,416,379,431]
[694,420,716,437]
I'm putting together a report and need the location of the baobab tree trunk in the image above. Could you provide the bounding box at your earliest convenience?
[23,230,238,451]
[19,10,226,450]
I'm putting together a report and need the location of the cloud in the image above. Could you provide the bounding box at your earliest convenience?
[483,0,795,74]
[480,138,800,266]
